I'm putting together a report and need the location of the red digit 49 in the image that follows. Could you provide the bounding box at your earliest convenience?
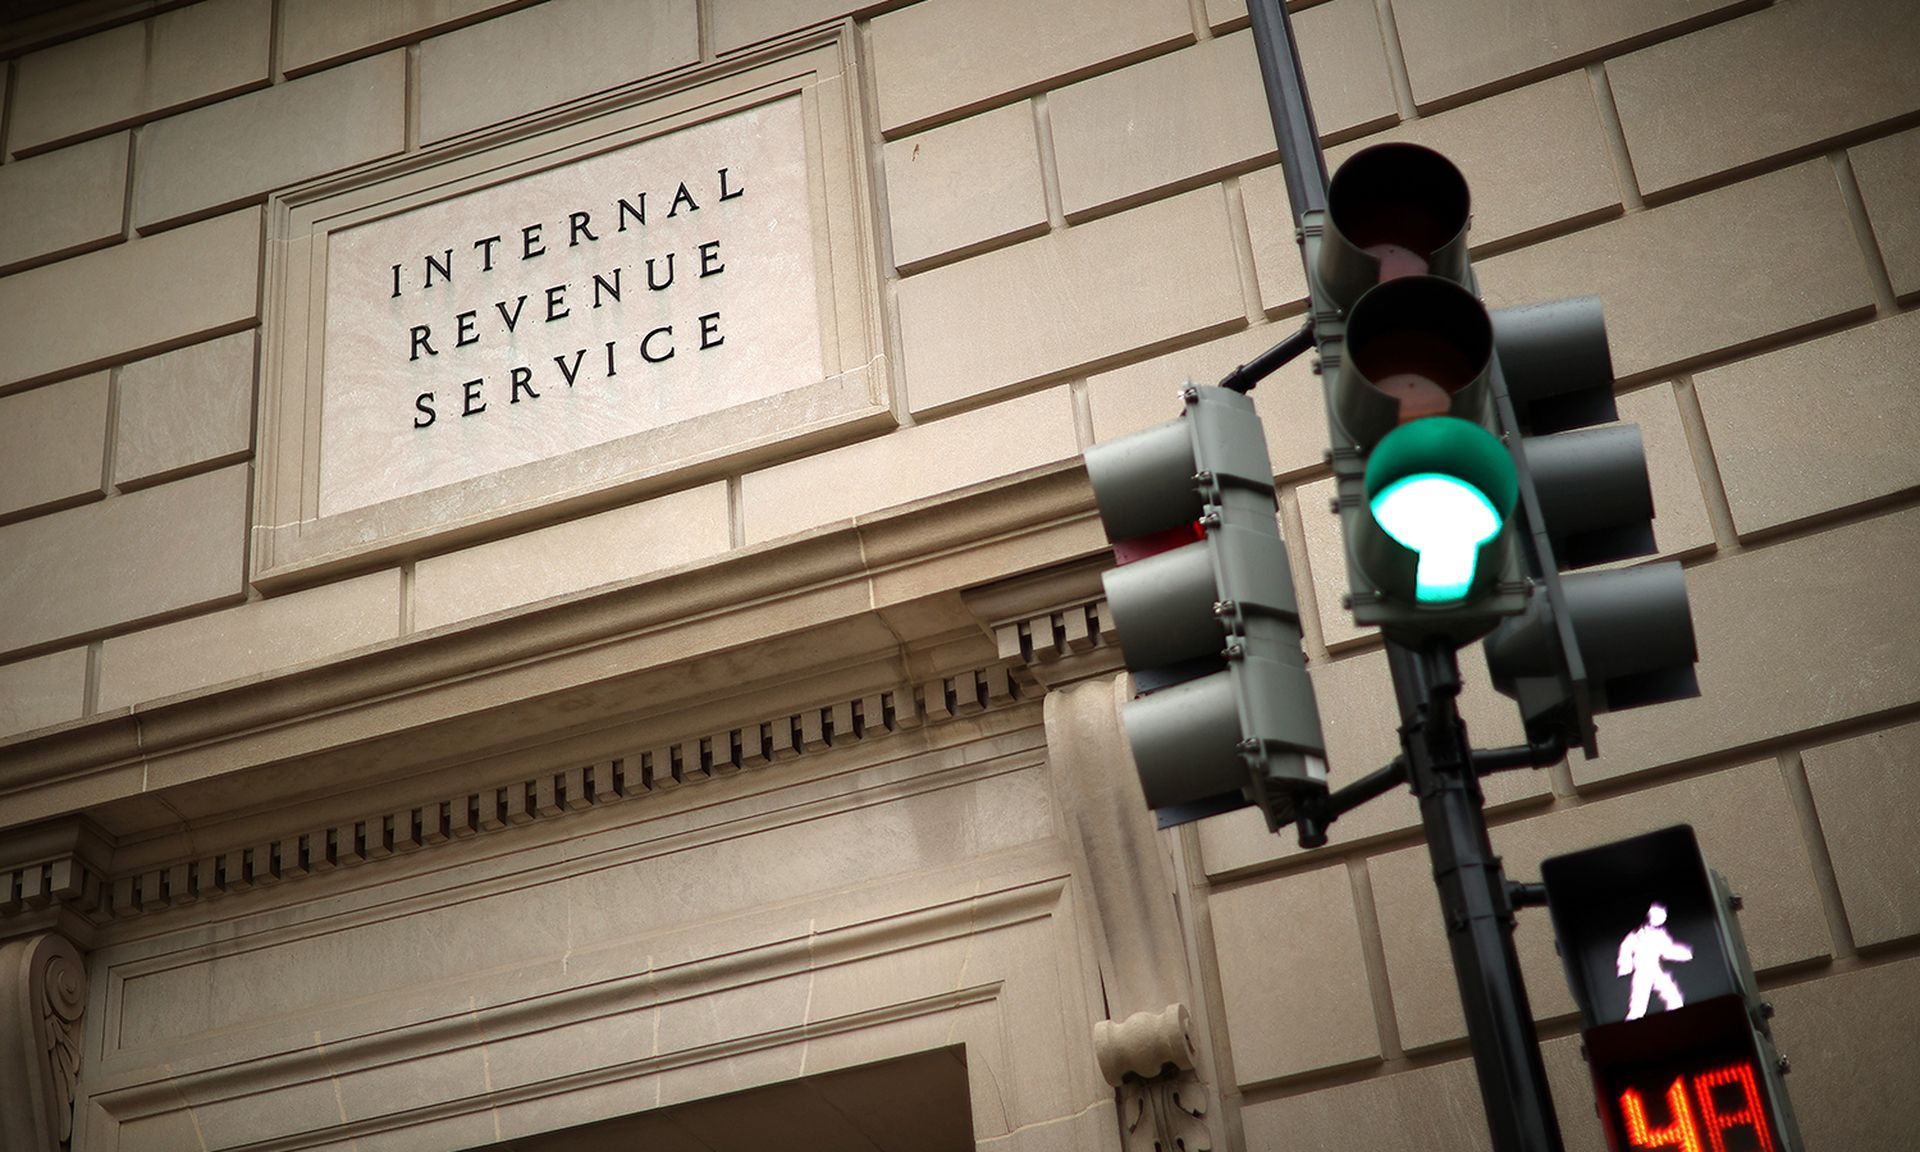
[1618,1062,1775,1152]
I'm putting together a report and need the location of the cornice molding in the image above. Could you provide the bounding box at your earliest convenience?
[0,658,1031,930]
[0,463,1101,838]
[0,822,111,948]
[963,556,1127,691]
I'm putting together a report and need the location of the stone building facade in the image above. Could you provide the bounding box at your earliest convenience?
[1,0,1916,1148]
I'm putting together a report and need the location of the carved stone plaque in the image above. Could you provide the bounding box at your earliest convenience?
[320,96,823,518]
[257,31,886,587]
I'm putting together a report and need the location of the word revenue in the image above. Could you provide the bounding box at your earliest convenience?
[411,310,725,428]
[402,239,726,363]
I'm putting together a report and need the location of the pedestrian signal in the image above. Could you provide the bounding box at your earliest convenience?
[1541,826,1803,1151]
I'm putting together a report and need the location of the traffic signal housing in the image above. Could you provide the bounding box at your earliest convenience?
[1480,297,1700,756]
[1084,384,1328,829]
[1306,143,1528,643]
[1542,825,1802,1152]
[1306,141,1699,754]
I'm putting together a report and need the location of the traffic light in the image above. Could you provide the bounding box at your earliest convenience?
[1306,143,1528,643]
[1307,141,1698,747]
[1084,384,1328,830]
[1542,825,1803,1152]
[1480,297,1700,755]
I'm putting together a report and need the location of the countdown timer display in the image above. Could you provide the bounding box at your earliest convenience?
[1585,995,1783,1152]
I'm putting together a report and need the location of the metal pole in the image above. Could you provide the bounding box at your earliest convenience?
[1388,641,1566,1152]
[1242,4,1566,1148]
[1244,0,1326,216]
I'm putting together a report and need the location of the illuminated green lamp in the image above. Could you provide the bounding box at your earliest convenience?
[1364,417,1518,605]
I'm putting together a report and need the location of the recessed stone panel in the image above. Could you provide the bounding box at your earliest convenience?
[319,98,818,519]
[256,30,888,585]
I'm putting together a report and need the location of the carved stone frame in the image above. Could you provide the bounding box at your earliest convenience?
[253,26,890,590]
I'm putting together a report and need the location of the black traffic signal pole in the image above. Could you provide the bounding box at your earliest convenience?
[1387,640,1565,1152]
[1242,4,1567,1150]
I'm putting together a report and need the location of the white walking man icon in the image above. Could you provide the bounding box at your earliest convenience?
[1617,902,1694,1020]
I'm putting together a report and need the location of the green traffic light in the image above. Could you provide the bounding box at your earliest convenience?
[1371,472,1502,602]
[1363,416,1519,606]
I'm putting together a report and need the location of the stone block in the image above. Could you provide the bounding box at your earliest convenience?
[7,0,271,155]
[1291,0,1398,136]
[96,569,400,710]
[1768,957,1920,1150]
[1574,504,1920,784]
[0,132,128,272]
[740,386,1079,544]
[1239,162,1309,313]
[869,0,1192,136]
[883,102,1048,271]
[1609,0,1920,198]
[1852,127,1920,298]
[412,482,732,631]
[113,331,257,488]
[896,186,1244,413]
[1326,70,1620,251]
[1295,474,1366,649]
[1391,0,1753,110]
[1801,719,1920,948]
[0,207,261,391]
[1049,12,1393,220]
[279,0,526,75]
[1204,0,1247,30]
[1615,383,1715,558]
[1371,760,1827,1050]
[181,1074,345,1150]
[0,648,88,739]
[1695,310,1920,538]
[1241,1057,1485,1151]
[711,0,872,55]
[0,464,249,656]
[1084,321,1329,481]
[1241,1036,1604,1152]
[331,1044,492,1125]
[11,22,142,154]
[1477,161,1872,383]
[1208,861,1381,1084]
[353,1107,501,1152]
[136,52,406,231]
[417,0,700,145]
[0,372,109,519]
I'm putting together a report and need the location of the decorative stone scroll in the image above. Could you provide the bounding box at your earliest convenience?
[0,932,88,1152]
[1042,676,1217,1151]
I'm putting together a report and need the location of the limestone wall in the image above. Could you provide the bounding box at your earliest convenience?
[1,1,1916,1149]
